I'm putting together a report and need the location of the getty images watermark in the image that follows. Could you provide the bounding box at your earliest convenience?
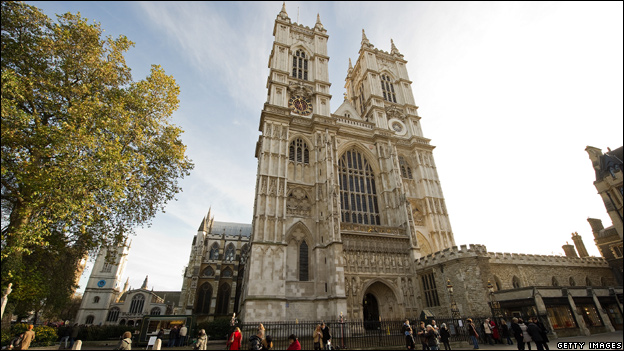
[556,341,623,350]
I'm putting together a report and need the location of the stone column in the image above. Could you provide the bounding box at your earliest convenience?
[590,288,615,332]
[566,292,590,336]
[533,290,558,338]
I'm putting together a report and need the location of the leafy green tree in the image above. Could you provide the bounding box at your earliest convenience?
[1,1,193,316]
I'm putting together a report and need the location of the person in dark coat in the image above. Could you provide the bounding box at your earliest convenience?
[526,318,544,351]
[424,325,440,350]
[511,317,524,351]
[501,320,513,345]
[439,323,451,350]
[321,322,332,350]
[402,319,416,350]
[533,317,550,350]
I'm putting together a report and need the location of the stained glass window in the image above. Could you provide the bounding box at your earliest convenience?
[339,149,380,225]
[292,49,308,81]
[381,74,396,103]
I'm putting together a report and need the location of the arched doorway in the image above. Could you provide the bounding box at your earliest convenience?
[363,293,380,330]
[361,280,401,327]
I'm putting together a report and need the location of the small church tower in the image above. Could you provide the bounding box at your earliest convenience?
[75,239,130,325]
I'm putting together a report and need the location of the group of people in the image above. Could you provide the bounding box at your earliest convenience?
[156,324,188,347]
[402,319,451,351]
[466,316,550,350]
[7,324,36,350]
[225,323,273,350]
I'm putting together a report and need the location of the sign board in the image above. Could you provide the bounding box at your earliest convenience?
[147,336,157,347]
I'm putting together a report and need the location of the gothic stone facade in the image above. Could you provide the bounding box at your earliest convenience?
[415,244,622,336]
[240,5,455,322]
[178,211,250,322]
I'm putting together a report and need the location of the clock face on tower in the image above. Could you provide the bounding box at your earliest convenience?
[288,95,313,116]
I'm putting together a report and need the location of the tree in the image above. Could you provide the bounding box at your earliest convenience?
[1,1,194,315]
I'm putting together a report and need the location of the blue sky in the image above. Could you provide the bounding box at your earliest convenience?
[25,2,623,293]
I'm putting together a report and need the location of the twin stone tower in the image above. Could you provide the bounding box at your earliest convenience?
[239,5,455,322]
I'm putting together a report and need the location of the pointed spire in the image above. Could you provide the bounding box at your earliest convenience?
[349,58,353,70]
[361,29,373,49]
[278,2,290,21]
[314,13,325,31]
[141,275,148,290]
[391,39,399,54]
[123,277,129,291]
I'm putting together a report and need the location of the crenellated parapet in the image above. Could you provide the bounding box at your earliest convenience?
[415,244,488,267]
[414,244,609,269]
[487,251,608,267]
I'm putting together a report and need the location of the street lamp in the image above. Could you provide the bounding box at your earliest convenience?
[446,280,461,326]
[487,280,503,323]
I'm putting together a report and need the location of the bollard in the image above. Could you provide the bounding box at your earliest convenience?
[154,338,162,350]
[71,340,82,350]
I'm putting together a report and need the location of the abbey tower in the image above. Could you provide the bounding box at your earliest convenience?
[240,4,455,322]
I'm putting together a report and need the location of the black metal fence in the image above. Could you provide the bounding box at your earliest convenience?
[239,316,493,350]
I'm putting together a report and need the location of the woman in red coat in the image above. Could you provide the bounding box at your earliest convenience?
[287,334,301,350]
[490,319,501,343]
[228,327,242,350]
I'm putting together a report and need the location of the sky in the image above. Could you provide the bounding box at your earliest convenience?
[25,1,623,293]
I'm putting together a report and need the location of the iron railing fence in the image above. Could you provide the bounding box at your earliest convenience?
[238,316,493,350]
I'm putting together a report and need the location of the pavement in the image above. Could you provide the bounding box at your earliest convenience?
[25,331,623,350]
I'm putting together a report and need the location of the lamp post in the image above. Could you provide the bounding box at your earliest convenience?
[446,279,461,334]
[487,280,503,324]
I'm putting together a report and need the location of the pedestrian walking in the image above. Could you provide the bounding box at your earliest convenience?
[467,318,479,350]
[439,323,451,350]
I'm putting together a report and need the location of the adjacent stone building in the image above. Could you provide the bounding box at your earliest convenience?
[177,209,251,322]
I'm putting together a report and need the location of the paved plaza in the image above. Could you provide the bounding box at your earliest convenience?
[26,331,623,350]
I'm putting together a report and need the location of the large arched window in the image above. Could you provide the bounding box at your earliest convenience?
[339,148,380,225]
[85,315,95,324]
[289,138,310,164]
[129,294,145,314]
[106,307,120,322]
[224,244,236,262]
[209,243,219,260]
[299,241,309,281]
[150,307,161,316]
[292,49,308,80]
[381,74,396,103]
[215,283,231,315]
[196,283,212,314]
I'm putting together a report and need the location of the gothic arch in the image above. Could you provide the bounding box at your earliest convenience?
[285,222,313,281]
[416,232,433,256]
[359,278,403,320]
[336,142,382,175]
[290,44,314,60]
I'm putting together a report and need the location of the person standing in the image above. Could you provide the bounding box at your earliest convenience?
[19,325,35,350]
[402,319,416,350]
[511,318,524,350]
[321,322,332,350]
[490,319,500,344]
[439,323,451,350]
[425,325,440,351]
[229,327,242,350]
[501,320,513,345]
[467,318,479,350]
[287,334,301,350]
[157,328,165,341]
[417,321,429,351]
[114,331,132,351]
[168,326,178,347]
[196,329,208,350]
[249,328,263,350]
[526,318,544,351]
[534,317,550,351]
[519,318,532,351]
[482,319,494,345]
[313,324,323,350]
[179,324,188,346]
